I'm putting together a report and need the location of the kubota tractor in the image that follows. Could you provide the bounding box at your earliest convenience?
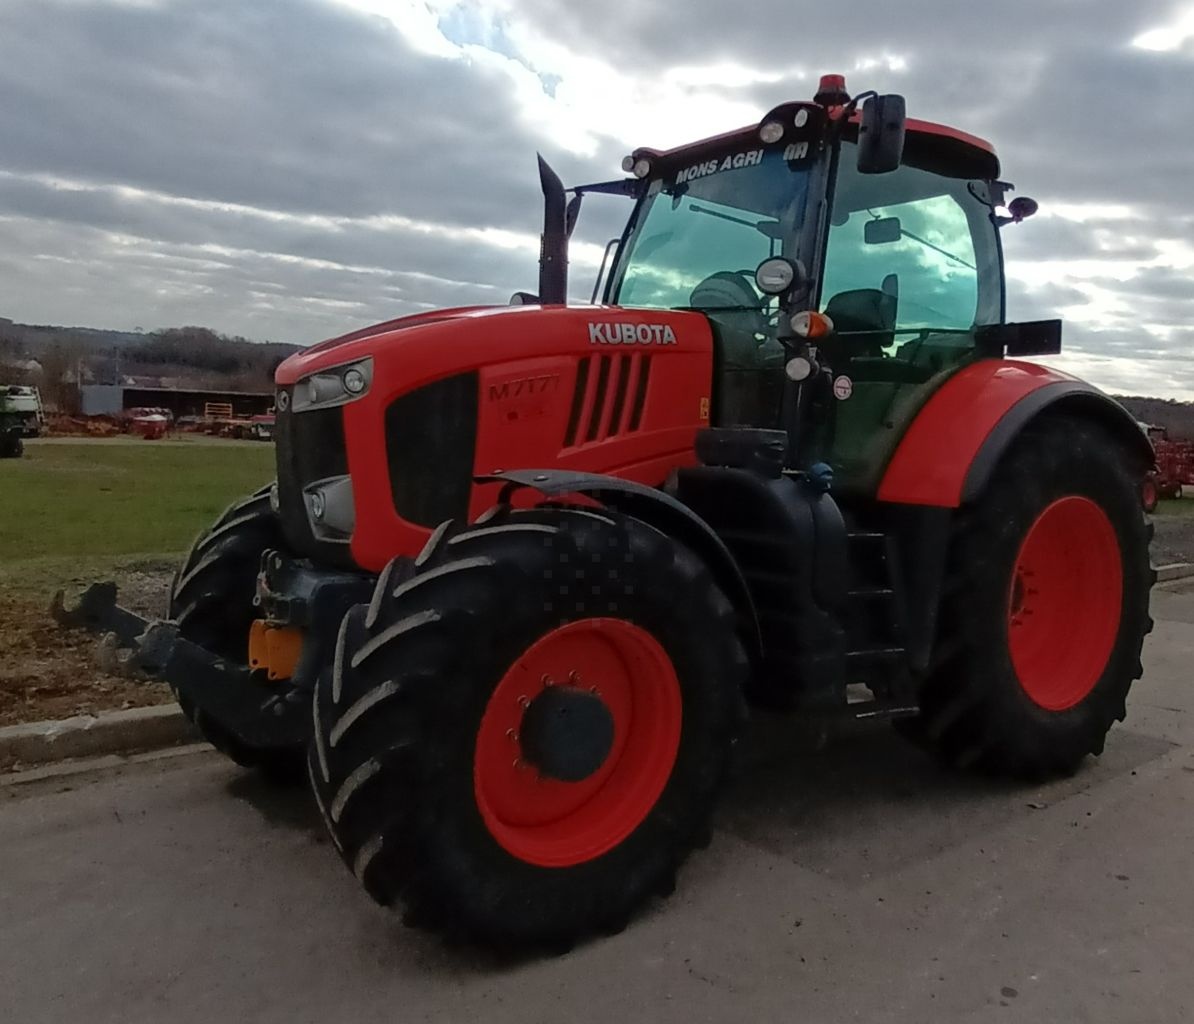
[56,74,1155,949]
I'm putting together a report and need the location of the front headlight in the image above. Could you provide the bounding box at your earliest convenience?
[290,358,373,413]
[303,476,355,541]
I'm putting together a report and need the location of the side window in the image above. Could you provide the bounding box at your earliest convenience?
[821,193,980,339]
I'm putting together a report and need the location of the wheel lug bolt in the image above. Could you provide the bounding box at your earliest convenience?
[541,674,554,687]
[517,695,530,708]
[506,728,518,743]
[569,670,581,683]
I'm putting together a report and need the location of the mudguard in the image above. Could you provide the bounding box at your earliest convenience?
[877,360,1153,508]
[479,469,762,664]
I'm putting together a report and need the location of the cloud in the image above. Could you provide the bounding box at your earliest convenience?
[0,0,1193,398]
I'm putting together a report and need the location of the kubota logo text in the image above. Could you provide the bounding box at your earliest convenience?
[588,322,677,346]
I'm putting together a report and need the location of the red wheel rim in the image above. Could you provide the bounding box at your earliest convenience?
[1008,496,1123,711]
[1142,479,1157,509]
[473,619,682,868]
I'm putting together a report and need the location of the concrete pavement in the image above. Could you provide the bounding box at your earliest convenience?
[3,585,1194,1024]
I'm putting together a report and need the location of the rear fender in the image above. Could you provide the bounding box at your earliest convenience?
[877,360,1153,508]
[480,469,761,665]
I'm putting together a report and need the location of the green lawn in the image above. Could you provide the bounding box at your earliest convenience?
[0,439,274,564]
[1156,497,1194,518]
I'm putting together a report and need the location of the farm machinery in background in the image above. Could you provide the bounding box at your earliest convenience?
[194,402,275,440]
[1141,422,1194,511]
[55,75,1155,951]
[1,384,45,437]
[0,387,28,457]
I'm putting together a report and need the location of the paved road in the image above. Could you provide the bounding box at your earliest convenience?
[4,585,1194,1024]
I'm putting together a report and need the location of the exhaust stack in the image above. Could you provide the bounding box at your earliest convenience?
[537,154,568,305]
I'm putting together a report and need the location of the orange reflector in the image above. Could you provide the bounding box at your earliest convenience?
[248,620,304,682]
[790,310,834,339]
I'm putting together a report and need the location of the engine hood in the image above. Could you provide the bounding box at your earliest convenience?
[276,305,499,385]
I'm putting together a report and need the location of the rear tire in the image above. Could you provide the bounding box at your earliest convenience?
[169,486,302,780]
[308,506,748,948]
[910,416,1153,779]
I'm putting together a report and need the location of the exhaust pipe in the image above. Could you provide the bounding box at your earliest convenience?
[537,154,568,305]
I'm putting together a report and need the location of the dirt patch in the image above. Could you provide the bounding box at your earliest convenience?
[0,560,177,727]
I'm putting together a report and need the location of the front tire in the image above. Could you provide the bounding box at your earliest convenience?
[169,486,302,779]
[910,416,1153,779]
[308,506,748,948]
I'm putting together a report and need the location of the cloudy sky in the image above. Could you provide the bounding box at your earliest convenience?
[1,0,1193,395]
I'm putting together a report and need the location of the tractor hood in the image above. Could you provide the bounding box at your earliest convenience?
[274,304,714,389]
[276,305,501,385]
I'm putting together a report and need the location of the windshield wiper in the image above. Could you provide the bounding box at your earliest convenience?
[899,227,976,270]
[690,204,783,239]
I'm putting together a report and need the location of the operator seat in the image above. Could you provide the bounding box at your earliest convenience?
[689,271,784,426]
[822,288,897,358]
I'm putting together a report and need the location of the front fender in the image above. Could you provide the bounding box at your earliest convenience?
[877,360,1152,508]
[479,469,762,665]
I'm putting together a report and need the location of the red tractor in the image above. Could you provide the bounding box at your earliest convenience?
[57,75,1155,950]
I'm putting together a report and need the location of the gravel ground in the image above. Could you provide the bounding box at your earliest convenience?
[1152,514,1194,565]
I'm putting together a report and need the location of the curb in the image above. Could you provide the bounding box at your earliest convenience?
[0,704,197,771]
[1156,562,1194,583]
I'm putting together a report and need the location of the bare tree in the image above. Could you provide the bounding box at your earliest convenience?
[38,338,86,414]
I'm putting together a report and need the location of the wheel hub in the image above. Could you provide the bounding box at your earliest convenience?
[519,685,615,782]
[473,618,683,867]
[1007,495,1123,710]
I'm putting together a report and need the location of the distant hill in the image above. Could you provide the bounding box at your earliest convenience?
[0,321,148,352]
[0,319,300,395]
[1114,396,1194,440]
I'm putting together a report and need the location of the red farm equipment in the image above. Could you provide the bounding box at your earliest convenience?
[1142,423,1194,510]
[55,76,1156,950]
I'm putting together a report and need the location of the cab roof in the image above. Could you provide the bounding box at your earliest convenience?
[632,109,1000,183]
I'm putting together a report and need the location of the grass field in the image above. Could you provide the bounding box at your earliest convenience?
[1156,496,1194,517]
[0,438,273,565]
[0,438,274,726]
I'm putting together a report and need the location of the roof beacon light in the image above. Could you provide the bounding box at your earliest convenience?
[632,158,652,179]
[814,73,850,107]
[621,155,635,172]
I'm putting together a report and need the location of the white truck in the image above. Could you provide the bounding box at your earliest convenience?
[2,385,45,436]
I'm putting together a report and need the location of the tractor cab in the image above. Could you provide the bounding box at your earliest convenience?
[572,78,1035,493]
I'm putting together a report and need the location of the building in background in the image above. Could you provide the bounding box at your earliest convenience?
[80,384,273,419]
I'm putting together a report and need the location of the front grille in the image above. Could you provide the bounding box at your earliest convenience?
[563,354,652,448]
[274,392,354,567]
[386,373,478,528]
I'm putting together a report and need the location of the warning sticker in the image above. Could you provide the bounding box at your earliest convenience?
[833,375,853,401]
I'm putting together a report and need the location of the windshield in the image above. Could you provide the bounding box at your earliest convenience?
[609,148,812,309]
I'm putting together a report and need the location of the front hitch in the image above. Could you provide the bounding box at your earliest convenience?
[51,582,310,750]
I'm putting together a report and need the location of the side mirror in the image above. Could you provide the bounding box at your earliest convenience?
[863,217,902,244]
[857,94,906,174]
[565,193,583,238]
